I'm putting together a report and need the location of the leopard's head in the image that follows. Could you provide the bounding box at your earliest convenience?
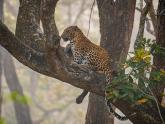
[61,26,82,43]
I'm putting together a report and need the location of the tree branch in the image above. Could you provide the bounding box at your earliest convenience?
[152,0,165,105]
[136,7,155,36]
[0,0,163,123]
[16,0,45,52]
[148,1,157,35]
[0,21,49,75]
[146,18,155,36]
[136,0,157,36]
[0,20,105,96]
[134,0,151,49]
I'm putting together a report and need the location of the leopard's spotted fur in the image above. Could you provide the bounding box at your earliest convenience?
[61,26,127,121]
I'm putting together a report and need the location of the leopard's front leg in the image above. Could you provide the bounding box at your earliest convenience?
[64,44,88,103]
[76,90,88,104]
[64,43,72,58]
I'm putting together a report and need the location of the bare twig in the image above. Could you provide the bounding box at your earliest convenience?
[140,75,165,124]
[146,18,155,36]
[136,7,155,36]
[148,1,157,34]
[157,9,165,16]
[148,85,165,124]
[134,0,151,50]
[136,0,157,36]
[151,93,165,124]
[87,0,95,37]
[134,1,164,122]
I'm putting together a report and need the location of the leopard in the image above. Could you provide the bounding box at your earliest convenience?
[60,26,127,121]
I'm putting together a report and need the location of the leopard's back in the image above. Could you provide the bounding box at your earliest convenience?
[72,36,112,82]
[61,25,111,72]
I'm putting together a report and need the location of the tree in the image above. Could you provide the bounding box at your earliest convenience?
[0,0,165,124]
[86,1,136,124]
[153,0,165,105]
[0,0,32,123]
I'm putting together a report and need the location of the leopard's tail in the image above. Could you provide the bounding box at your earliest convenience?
[106,99,128,120]
[104,69,128,121]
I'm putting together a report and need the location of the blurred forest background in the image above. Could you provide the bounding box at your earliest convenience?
[0,0,158,124]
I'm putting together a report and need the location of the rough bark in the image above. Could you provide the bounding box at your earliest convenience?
[0,19,106,95]
[86,93,114,124]
[155,0,165,73]
[97,0,136,69]
[3,0,106,95]
[150,1,165,123]
[152,0,165,103]
[0,1,32,123]
[85,1,136,124]
[0,0,164,123]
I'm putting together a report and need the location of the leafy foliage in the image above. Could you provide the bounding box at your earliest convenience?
[106,38,165,106]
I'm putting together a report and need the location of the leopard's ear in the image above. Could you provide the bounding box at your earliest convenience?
[75,26,79,29]
[72,26,79,31]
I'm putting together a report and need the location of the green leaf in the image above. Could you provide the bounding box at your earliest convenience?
[106,38,165,104]
[8,91,31,105]
[151,71,161,81]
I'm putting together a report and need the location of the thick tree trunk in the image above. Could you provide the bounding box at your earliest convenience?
[0,0,164,123]
[86,93,114,124]
[154,0,165,74]
[153,0,165,105]
[0,0,32,123]
[86,1,136,124]
[97,0,136,67]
